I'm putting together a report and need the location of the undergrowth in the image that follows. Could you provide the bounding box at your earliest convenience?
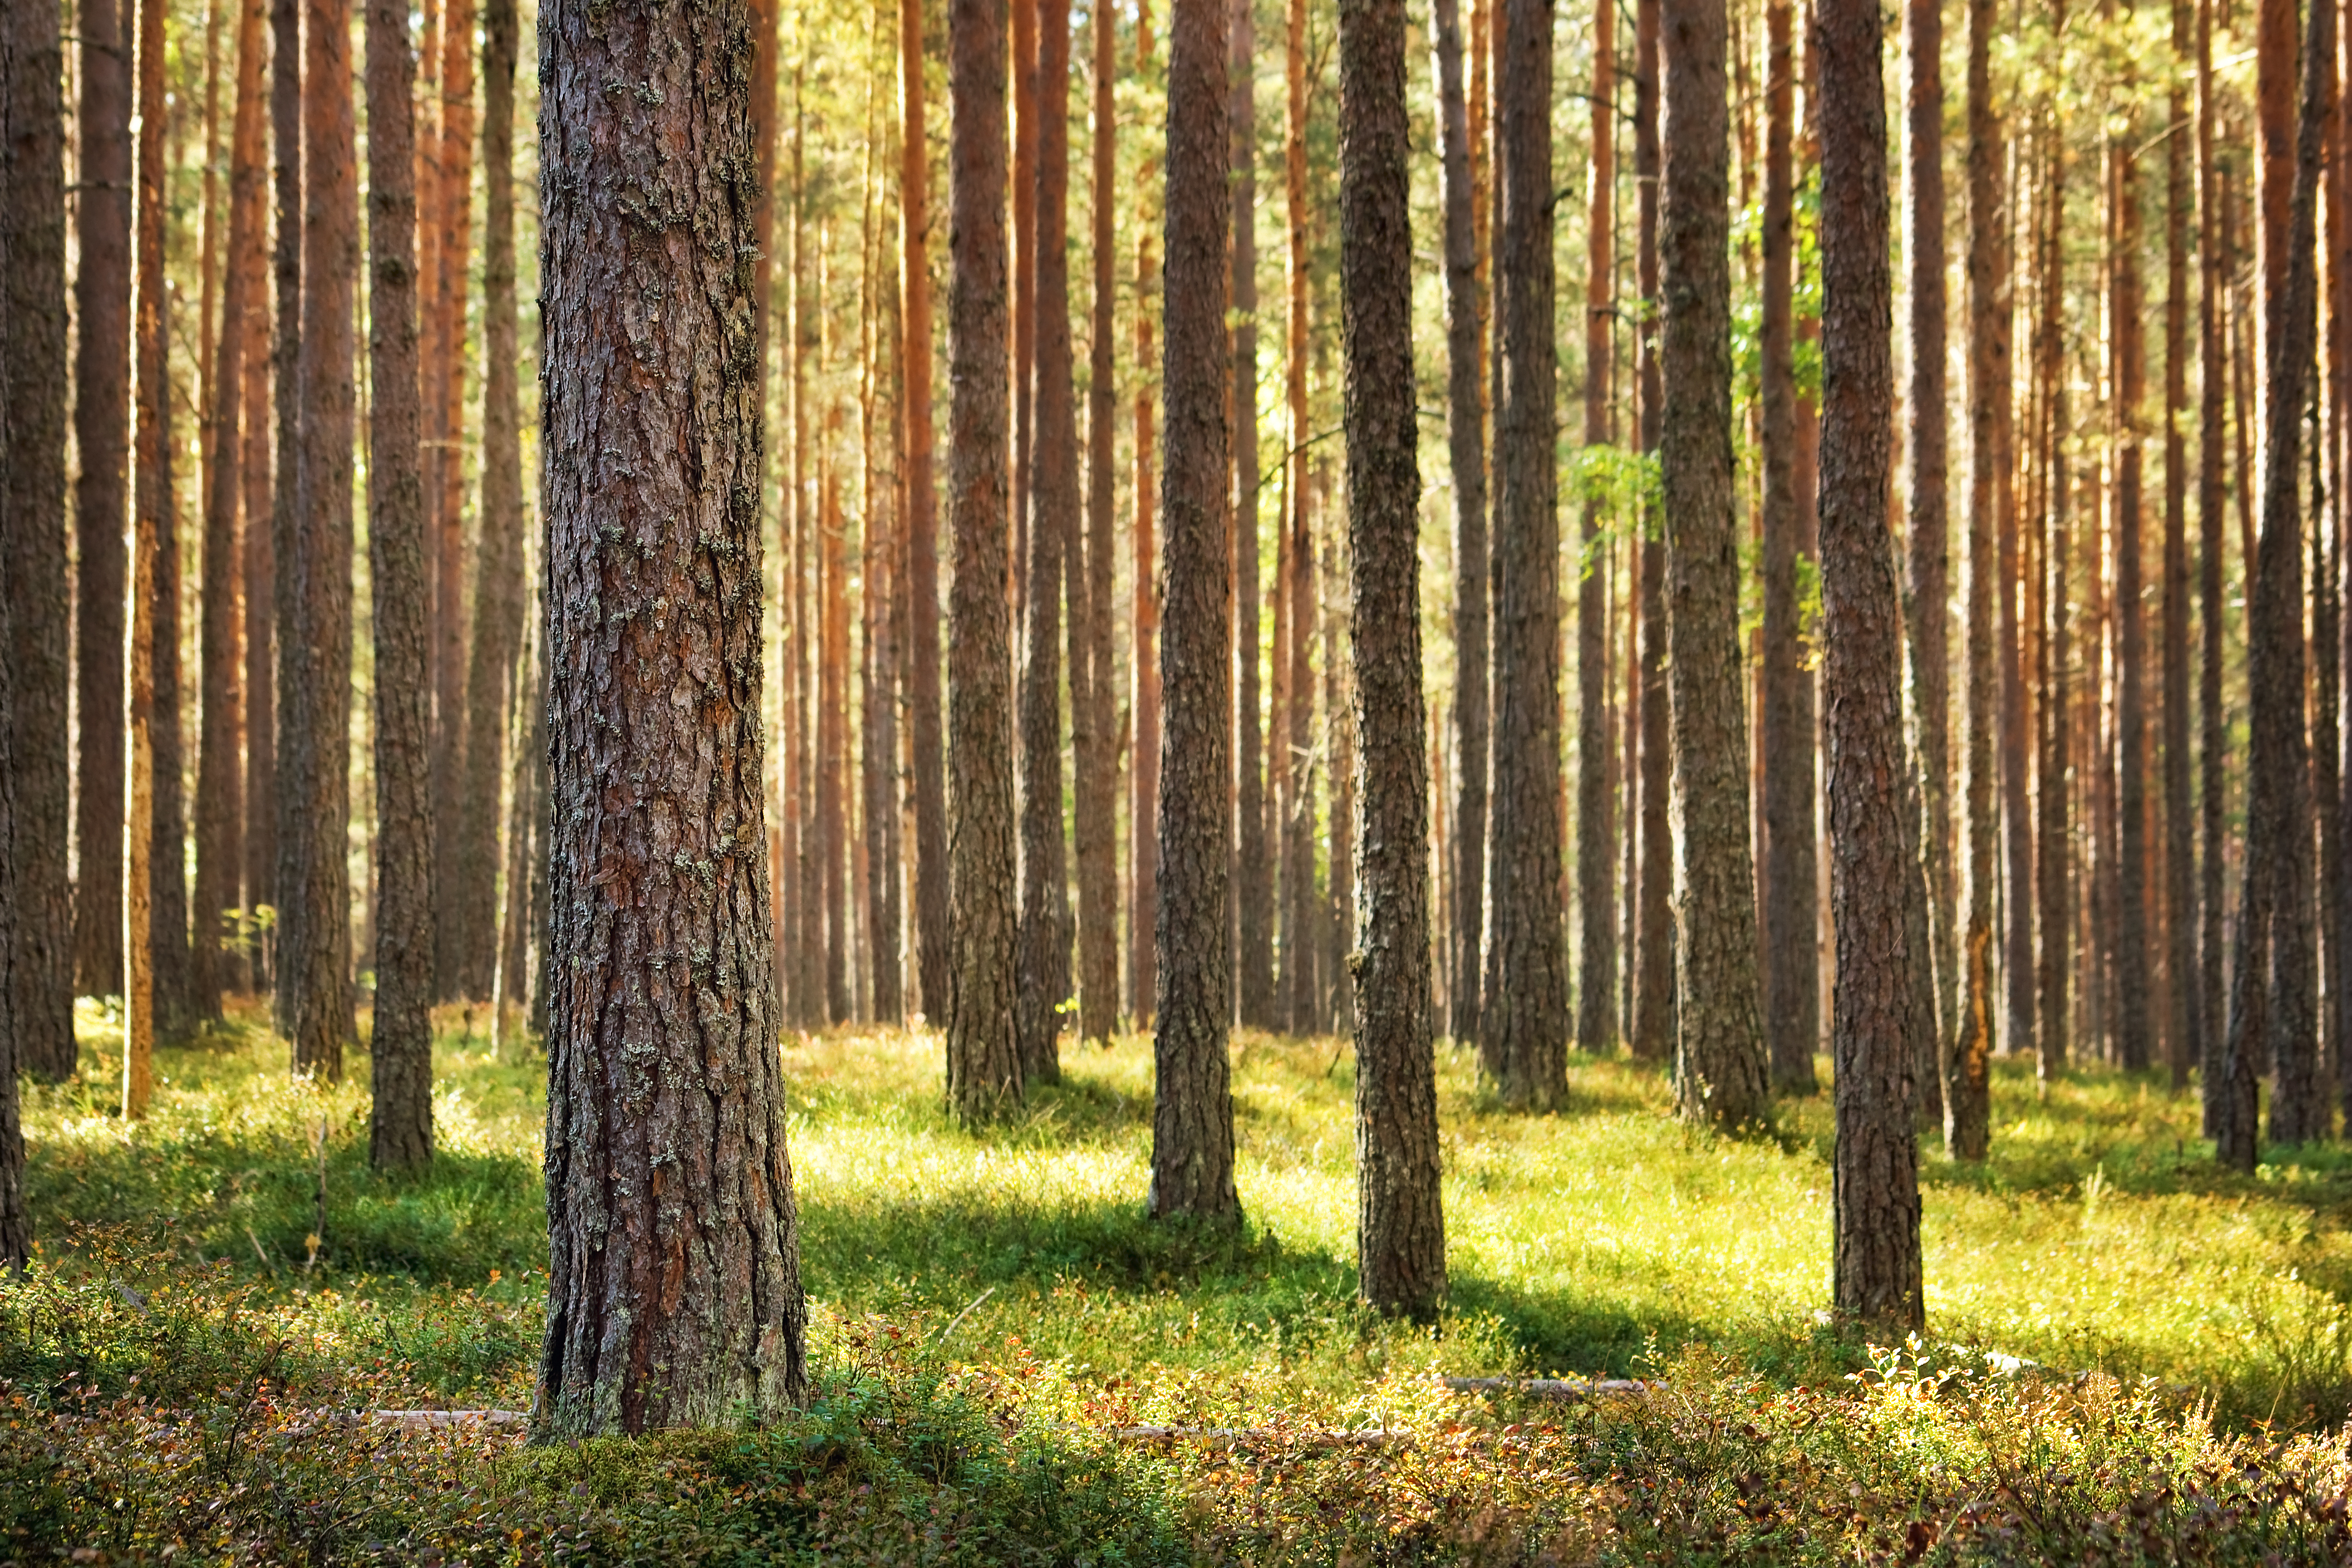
[5,997,2351,1562]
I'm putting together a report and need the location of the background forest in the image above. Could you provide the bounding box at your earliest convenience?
[7,0,2352,1550]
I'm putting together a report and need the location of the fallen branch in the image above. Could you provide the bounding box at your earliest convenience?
[1435,1376,1651,1399]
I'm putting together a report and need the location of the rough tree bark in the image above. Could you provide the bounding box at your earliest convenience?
[364,0,431,1169]
[533,0,809,1435]
[2165,0,2196,1092]
[2036,123,2071,1088]
[901,0,948,1025]
[1484,0,1567,1107]
[1433,0,1485,1048]
[1660,0,1766,1128]
[1759,0,1815,1093]
[945,0,1022,1116]
[2222,0,2328,1168]
[1575,0,1619,1056]
[1951,0,2002,1160]
[1074,0,1119,1045]
[192,0,266,1023]
[125,0,167,1109]
[0,92,25,1249]
[2112,63,2152,1075]
[1153,0,1239,1219]
[73,0,132,1002]
[2196,0,2224,1123]
[4,0,74,1076]
[242,102,273,999]
[1342,0,1442,1320]
[1283,0,1315,1032]
[1015,0,1074,1082]
[1819,0,1924,1329]
[266,0,299,1023]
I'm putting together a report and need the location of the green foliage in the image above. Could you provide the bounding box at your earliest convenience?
[9,1005,2352,1560]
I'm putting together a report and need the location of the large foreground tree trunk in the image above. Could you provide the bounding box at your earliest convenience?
[945,0,1022,1115]
[1660,0,1766,1128]
[1574,0,1618,1056]
[0,151,25,1247]
[534,0,808,1434]
[1153,0,1239,1220]
[1630,0,1672,1065]
[901,0,948,1024]
[1483,0,1566,1107]
[1342,0,1442,1320]
[124,0,168,1111]
[4,0,74,1077]
[1819,0,1924,1330]
[364,0,431,1169]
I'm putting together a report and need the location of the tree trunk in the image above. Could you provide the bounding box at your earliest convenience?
[2223,0,2329,1168]
[534,0,808,1433]
[124,0,168,1110]
[2196,0,2225,1126]
[2164,0,2197,1094]
[1659,0,1766,1128]
[2112,77,2152,1075]
[1819,0,1922,1328]
[1431,0,1484,1048]
[1013,0,1036,619]
[1573,0,1618,1057]
[900,0,948,1027]
[266,0,299,1027]
[1341,0,1442,1319]
[1902,0,1952,1120]
[1758,0,1814,1093]
[74,0,132,1003]
[1996,96,2031,1082]
[4,0,74,1076]
[1484,0,1566,1107]
[1950,0,2001,1159]
[820,420,849,1022]
[283,0,357,1080]
[193,0,266,1022]
[1283,0,1315,1035]
[863,201,905,1025]
[1630,0,1672,1067]
[1130,0,1162,1026]
[1325,488,1356,1030]
[2036,122,2071,1088]
[1015,0,1074,1080]
[945,0,1021,1116]
[364,0,431,1169]
[242,138,273,997]
[427,0,477,1002]
[1154,0,1240,1218]
[1230,0,1270,1032]
[1074,0,1119,1045]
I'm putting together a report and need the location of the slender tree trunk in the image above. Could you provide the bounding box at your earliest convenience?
[2197,0,2225,1126]
[1326,481,1356,1030]
[900,0,948,1027]
[1951,0,2002,1158]
[820,418,849,1022]
[1820,0,1923,1328]
[1660,0,1766,1127]
[1013,0,1037,618]
[1232,0,1270,1030]
[266,0,300,1027]
[1432,0,1485,1048]
[1154,0,1240,1218]
[2224,0,2329,1167]
[4,0,74,1075]
[1484,0,1567,1107]
[2112,69,2153,1074]
[2037,117,2071,1087]
[150,251,188,1035]
[194,0,266,1022]
[242,128,274,997]
[534,0,808,1433]
[1074,0,1119,1045]
[1759,0,1814,1092]
[1575,0,1619,1056]
[1997,104,2032,1080]
[867,245,906,1025]
[1902,0,1952,1118]
[1342,0,1442,1319]
[945,0,1021,1115]
[1015,0,1074,1080]
[284,0,358,1080]
[2164,0,2197,1093]
[1130,0,1162,1025]
[1630,0,1672,1065]
[1283,0,1315,1033]
[124,0,169,1110]
[74,0,133,1003]
[364,0,431,1169]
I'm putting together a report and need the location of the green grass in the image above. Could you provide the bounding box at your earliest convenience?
[7,998,2352,1562]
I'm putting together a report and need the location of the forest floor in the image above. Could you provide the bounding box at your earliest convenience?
[6,999,2352,1563]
